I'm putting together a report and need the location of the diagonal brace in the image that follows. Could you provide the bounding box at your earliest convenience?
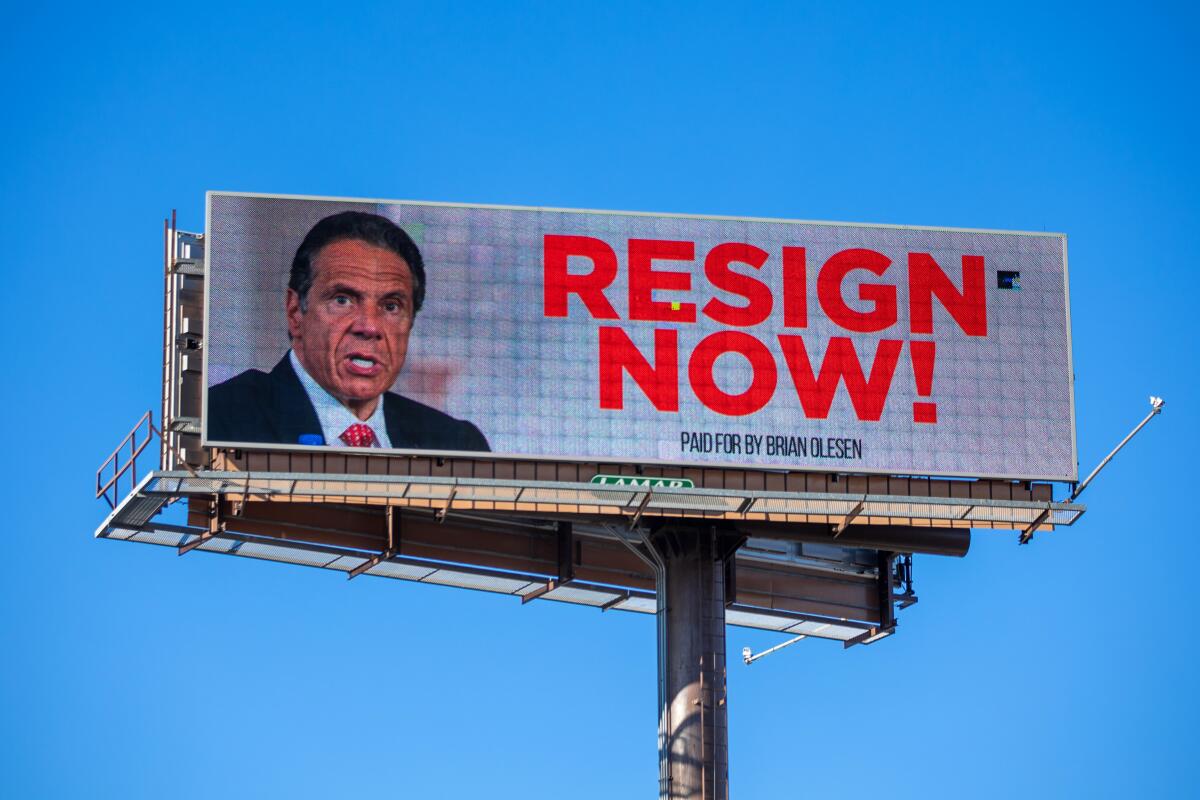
[179,494,223,555]
[833,497,866,537]
[349,505,400,579]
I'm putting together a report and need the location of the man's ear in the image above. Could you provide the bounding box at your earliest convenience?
[286,289,304,340]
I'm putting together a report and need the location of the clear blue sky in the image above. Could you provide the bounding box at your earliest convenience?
[2,2,1196,797]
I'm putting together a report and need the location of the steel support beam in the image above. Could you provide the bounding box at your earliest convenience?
[435,487,458,522]
[832,497,866,537]
[179,493,222,555]
[739,521,971,558]
[521,522,577,604]
[348,505,399,580]
[649,525,739,800]
[557,521,575,583]
[876,550,896,630]
[520,578,567,604]
[843,551,897,649]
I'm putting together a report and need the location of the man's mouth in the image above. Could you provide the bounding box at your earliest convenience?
[344,354,383,377]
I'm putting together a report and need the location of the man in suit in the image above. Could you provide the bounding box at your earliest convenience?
[208,211,489,452]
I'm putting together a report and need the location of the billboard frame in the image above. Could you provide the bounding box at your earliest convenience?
[201,190,1079,484]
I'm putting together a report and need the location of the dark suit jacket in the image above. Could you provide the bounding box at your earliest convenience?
[207,356,490,452]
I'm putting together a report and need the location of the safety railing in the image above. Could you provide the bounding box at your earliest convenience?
[96,410,160,509]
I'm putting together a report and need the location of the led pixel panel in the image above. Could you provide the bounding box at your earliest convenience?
[203,192,1077,481]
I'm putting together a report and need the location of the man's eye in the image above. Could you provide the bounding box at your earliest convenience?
[332,295,352,307]
[383,301,402,313]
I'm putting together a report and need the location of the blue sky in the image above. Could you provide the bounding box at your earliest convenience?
[2,2,1197,797]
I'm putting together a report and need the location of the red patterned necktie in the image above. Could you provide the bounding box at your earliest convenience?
[340,423,378,448]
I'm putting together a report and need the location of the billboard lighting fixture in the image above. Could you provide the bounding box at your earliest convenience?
[1019,395,1166,545]
[742,624,833,664]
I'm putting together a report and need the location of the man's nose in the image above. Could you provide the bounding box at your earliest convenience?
[349,304,383,338]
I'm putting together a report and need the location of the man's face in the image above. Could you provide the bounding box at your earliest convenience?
[287,238,415,420]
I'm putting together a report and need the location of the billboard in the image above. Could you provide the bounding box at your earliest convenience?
[203,192,1077,481]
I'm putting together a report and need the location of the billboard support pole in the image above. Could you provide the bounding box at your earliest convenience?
[649,525,740,800]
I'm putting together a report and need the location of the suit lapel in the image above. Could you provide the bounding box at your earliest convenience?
[382,393,411,448]
[267,356,325,445]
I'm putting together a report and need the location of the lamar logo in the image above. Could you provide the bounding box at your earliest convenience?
[590,475,694,489]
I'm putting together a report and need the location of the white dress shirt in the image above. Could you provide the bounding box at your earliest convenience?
[289,350,393,448]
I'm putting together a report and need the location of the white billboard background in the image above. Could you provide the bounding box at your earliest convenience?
[204,192,1077,481]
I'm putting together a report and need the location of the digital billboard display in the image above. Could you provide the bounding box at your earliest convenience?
[203,192,1077,481]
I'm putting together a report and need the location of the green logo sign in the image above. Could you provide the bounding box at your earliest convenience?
[590,475,694,489]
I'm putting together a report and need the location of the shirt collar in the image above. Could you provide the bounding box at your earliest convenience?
[289,350,391,448]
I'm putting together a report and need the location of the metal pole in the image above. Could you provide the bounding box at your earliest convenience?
[1070,397,1165,502]
[743,633,809,664]
[741,622,837,665]
[1020,396,1164,544]
[637,529,671,799]
[653,526,732,800]
[604,523,669,796]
